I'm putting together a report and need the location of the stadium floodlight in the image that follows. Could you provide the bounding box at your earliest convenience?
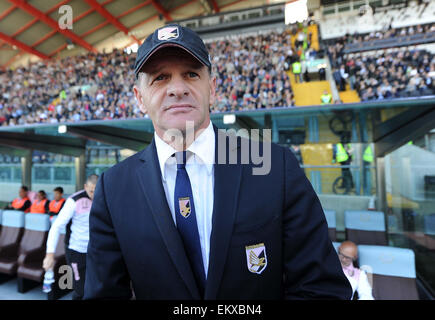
[58,125,67,134]
[223,114,236,125]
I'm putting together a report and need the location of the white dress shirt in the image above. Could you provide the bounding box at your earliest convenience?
[345,269,375,300]
[154,121,215,278]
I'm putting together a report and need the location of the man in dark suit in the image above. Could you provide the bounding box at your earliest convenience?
[84,24,352,300]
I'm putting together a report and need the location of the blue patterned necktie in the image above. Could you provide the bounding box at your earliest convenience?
[173,151,206,297]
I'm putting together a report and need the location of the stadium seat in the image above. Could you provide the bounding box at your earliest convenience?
[16,213,51,293]
[47,216,70,300]
[324,210,337,241]
[357,245,419,300]
[344,210,388,245]
[332,241,340,253]
[0,211,25,280]
[421,214,435,250]
[424,214,435,237]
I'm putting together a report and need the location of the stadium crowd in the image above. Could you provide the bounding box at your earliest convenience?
[0,25,312,127]
[329,46,435,100]
[208,30,298,112]
[326,20,435,100]
[334,23,434,45]
[2,18,434,127]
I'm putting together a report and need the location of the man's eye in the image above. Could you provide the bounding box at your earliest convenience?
[154,75,165,81]
[188,72,199,78]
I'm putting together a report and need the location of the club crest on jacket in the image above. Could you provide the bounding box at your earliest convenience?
[245,243,267,274]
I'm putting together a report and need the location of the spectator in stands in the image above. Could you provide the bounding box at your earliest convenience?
[320,90,333,104]
[43,174,98,300]
[328,23,434,46]
[318,65,326,80]
[332,142,354,190]
[333,68,344,91]
[292,60,303,83]
[48,186,66,218]
[338,241,374,300]
[4,185,31,213]
[339,64,349,91]
[343,48,434,101]
[29,190,50,214]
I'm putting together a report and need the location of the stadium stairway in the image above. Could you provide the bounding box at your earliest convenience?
[307,24,319,51]
[339,84,360,103]
[288,75,333,106]
[290,24,320,51]
[300,143,342,195]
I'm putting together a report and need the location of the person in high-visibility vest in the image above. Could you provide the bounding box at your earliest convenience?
[362,144,374,195]
[4,186,31,213]
[29,190,50,214]
[292,60,302,83]
[333,143,354,189]
[321,90,332,105]
[363,145,374,163]
[48,186,66,218]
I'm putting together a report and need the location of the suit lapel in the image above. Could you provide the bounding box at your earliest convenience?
[205,126,242,299]
[136,139,201,299]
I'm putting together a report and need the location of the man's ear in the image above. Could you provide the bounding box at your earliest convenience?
[133,84,148,115]
[209,75,217,107]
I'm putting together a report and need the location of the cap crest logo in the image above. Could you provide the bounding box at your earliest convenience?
[158,26,179,41]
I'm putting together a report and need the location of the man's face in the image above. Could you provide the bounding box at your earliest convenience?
[19,188,27,199]
[38,192,45,201]
[54,191,63,201]
[134,48,216,138]
[338,245,357,267]
[84,183,96,200]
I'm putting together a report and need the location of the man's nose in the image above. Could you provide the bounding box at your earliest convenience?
[167,76,189,98]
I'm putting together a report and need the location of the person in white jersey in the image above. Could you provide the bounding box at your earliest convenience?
[43,174,98,300]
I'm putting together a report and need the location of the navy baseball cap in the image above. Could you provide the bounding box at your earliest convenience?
[134,24,211,79]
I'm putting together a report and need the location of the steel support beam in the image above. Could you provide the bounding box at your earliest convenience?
[66,125,153,151]
[151,0,172,21]
[374,105,435,157]
[0,31,49,60]
[9,0,97,53]
[0,146,31,157]
[233,115,269,141]
[75,154,86,192]
[0,4,16,20]
[84,0,140,44]
[0,132,86,157]
[21,152,32,189]
[376,157,386,216]
[210,0,220,12]
[117,1,152,19]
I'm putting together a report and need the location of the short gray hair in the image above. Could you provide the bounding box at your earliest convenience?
[85,174,99,185]
[136,72,146,86]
